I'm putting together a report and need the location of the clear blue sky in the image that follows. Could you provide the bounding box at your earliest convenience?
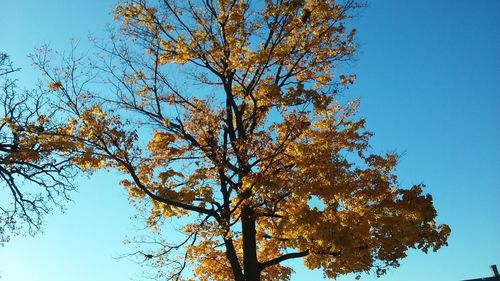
[1,0,499,280]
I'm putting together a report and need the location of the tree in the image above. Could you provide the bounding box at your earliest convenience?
[33,0,450,280]
[0,53,75,244]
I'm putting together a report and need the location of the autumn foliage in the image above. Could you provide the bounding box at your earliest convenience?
[30,0,450,280]
[0,54,74,243]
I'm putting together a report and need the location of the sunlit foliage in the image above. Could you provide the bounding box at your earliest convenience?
[33,0,450,280]
[0,53,75,243]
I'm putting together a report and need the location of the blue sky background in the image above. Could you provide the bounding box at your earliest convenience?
[0,0,499,280]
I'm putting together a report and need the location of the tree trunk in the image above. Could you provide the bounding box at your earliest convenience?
[242,207,261,281]
[224,238,245,281]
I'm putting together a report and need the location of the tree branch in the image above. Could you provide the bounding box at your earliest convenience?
[260,250,309,270]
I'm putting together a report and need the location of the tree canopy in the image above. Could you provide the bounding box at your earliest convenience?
[28,0,450,280]
[0,53,74,243]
